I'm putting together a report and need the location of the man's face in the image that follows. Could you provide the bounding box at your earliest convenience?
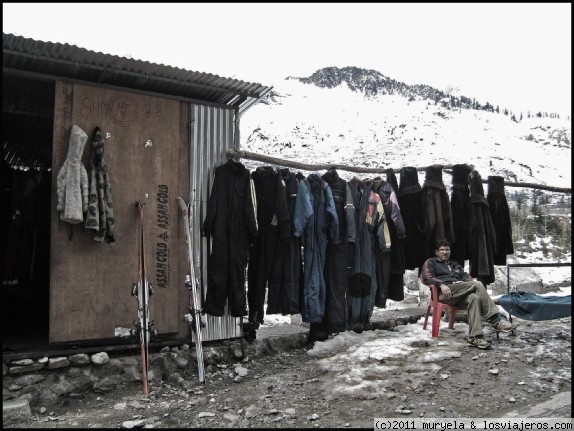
[435,246,451,261]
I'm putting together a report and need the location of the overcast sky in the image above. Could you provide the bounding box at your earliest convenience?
[3,3,571,116]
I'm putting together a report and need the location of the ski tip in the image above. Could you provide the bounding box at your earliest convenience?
[177,196,188,210]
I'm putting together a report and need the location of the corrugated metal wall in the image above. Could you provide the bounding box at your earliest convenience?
[188,103,243,341]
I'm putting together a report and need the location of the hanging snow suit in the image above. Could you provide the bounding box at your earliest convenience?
[468,171,497,285]
[385,169,406,301]
[421,165,455,260]
[202,159,257,317]
[374,178,406,307]
[347,178,390,331]
[450,164,472,266]
[247,166,289,324]
[267,168,302,316]
[292,173,339,324]
[487,176,514,265]
[315,169,356,336]
[398,167,427,270]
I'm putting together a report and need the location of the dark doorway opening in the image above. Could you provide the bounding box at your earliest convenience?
[2,74,55,351]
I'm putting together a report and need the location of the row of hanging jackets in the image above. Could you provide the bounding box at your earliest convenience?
[398,164,514,284]
[201,159,398,336]
[201,159,514,336]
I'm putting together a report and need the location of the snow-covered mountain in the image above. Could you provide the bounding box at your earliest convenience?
[240,66,571,190]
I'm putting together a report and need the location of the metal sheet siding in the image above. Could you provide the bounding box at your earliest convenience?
[188,104,242,342]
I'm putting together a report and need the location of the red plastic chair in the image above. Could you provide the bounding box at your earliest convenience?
[421,278,466,338]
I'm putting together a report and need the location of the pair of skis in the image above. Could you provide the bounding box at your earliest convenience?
[132,200,155,396]
[177,196,206,384]
[131,197,205,391]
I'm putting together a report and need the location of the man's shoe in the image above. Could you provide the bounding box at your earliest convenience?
[468,336,492,349]
[492,319,518,332]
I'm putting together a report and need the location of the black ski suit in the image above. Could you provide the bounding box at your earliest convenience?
[202,159,257,317]
[487,176,514,265]
[398,167,427,270]
[247,166,290,324]
[421,165,455,262]
[450,164,473,266]
[468,171,497,285]
[314,169,356,336]
[267,169,303,316]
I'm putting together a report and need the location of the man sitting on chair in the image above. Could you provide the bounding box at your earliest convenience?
[421,239,517,349]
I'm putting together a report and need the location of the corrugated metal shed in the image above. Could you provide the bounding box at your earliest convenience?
[2,32,272,348]
[3,33,273,115]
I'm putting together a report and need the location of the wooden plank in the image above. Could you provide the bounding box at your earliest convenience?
[50,83,186,342]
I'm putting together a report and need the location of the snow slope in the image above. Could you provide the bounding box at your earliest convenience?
[241,77,571,188]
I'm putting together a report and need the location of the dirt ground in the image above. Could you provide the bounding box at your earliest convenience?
[6,316,572,428]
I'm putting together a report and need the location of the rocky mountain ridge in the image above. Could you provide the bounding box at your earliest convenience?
[287,66,567,119]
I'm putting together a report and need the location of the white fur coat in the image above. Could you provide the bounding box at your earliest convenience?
[56,125,89,224]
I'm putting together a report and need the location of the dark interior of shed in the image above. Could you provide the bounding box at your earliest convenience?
[2,75,54,351]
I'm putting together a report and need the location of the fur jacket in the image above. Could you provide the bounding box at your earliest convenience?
[56,125,89,224]
[85,127,116,243]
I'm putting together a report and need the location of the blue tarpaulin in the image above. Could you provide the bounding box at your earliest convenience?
[498,291,572,321]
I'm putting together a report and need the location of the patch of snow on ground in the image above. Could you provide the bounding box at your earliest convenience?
[307,323,465,400]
